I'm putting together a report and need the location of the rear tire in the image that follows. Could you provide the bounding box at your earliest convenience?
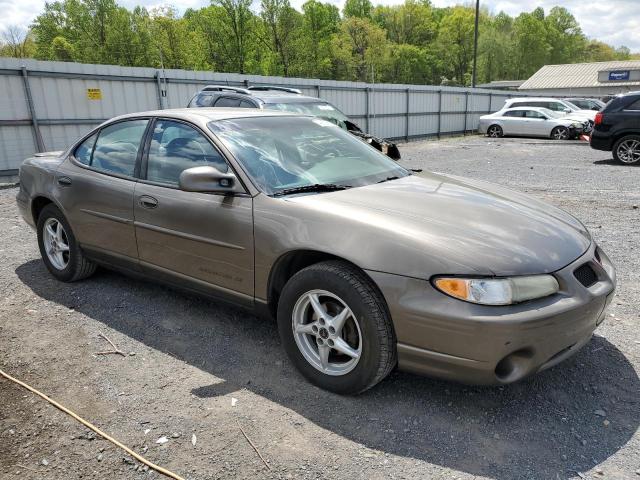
[277,261,396,395]
[551,126,570,140]
[487,125,503,138]
[612,135,640,164]
[37,204,97,282]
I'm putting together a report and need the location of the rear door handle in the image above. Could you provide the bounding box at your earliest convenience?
[57,176,72,186]
[139,195,158,209]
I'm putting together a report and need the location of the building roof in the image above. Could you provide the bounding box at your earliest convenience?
[519,60,640,90]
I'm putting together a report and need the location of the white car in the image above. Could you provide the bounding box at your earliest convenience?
[479,107,587,140]
[498,98,596,132]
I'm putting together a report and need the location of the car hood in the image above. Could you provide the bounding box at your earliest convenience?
[287,173,591,277]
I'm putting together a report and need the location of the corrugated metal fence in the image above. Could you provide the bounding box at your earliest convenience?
[0,57,525,176]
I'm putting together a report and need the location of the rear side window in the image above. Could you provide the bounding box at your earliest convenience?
[189,94,214,107]
[626,98,640,110]
[215,97,241,107]
[503,110,524,117]
[74,133,98,165]
[239,100,257,108]
[92,120,149,177]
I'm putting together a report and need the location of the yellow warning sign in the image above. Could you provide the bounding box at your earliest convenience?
[87,88,102,100]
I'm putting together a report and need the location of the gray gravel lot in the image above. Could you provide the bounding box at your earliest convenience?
[1,135,639,480]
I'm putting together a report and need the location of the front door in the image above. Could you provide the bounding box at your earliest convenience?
[55,119,149,263]
[133,118,254,302]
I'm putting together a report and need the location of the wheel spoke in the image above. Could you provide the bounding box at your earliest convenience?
[295,322,316,335]
[45,224,56,238]
[331,307,352,334]
[308,293,329,322]
[333,338,360,359]
[58,243,69,252]
[318,344,330,370]
[54,251,65,267]
[55,222,63,241]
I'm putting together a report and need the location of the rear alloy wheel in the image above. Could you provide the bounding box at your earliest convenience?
[487,125,503,138]
[277,261,396,395]
[613,135,640,164]
[37,204,97,282]
[551,126,570,140]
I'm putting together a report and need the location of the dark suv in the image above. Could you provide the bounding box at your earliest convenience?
[590,91,640,164]
[187,85,400,159]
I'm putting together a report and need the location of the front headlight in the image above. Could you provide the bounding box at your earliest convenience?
[433,275,559,305]
[572,122,582,128]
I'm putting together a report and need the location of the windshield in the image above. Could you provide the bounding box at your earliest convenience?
[208,116,408,196]
[541,108,563,118]
[263,102,349,129]
[563,100,580,111]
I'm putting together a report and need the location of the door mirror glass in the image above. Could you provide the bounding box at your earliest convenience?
[179,165,242,194]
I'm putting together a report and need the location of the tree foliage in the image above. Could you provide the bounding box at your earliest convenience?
[0,0,633,86]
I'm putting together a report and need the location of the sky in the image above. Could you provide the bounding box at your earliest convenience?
[1,0,639,52]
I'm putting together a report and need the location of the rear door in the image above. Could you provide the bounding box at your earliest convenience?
[55,118,149,264]
[133,118,255,303]
[500,110,525,135]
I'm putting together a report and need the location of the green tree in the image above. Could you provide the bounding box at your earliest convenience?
[299,0,340,77]
[436,6,475,85]
[331,17,389,82]
[259,0,302,75]
[343,0,373,19]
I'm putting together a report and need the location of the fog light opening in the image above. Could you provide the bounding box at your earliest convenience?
[495,349,535,383]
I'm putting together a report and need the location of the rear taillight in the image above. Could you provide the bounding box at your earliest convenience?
[594,112,604,125]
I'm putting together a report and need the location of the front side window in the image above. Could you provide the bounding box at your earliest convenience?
[208,116,408,195]
[91,120,148,176]
[626,98,640,110]
[146,119,228,186]
[74,133,98,165]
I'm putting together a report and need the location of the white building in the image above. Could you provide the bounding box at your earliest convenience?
[518,60,640,97]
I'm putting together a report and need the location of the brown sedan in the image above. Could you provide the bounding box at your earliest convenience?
[16,109,616,394]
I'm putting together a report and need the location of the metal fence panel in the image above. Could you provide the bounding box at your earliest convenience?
[0,57,528,175]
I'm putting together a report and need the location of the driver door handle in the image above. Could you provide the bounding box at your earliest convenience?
[139,195,158,209]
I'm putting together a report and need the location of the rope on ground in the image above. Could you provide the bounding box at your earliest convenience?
[0,368,186,480]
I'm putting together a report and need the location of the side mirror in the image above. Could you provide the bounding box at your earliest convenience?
[179,165,243,194]
[563,108,572,113]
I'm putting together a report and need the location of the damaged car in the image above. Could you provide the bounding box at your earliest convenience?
[187,85,401,160]
[479,107,589,139]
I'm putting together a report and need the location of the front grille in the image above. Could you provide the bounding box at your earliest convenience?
[574,263,598,288]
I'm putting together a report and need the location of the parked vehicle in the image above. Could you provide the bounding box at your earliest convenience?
[499,97,596,132]
[564,97,606,111]
[479,107,587,139]
[590,91,640,164]
[17,108,616,394]
[187,85,400,160]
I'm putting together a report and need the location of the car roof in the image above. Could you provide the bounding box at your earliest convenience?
[108,107,308,126]
[195,86,328,105]
[506,97,564,102]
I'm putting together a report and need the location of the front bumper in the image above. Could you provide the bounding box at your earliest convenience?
[368,242,616,385]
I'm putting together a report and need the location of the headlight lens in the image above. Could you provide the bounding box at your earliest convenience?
[433,275,559,305]
[572,122,582,128]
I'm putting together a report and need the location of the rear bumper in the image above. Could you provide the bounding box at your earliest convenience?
[368,242,616,385]
[590,131,613,151]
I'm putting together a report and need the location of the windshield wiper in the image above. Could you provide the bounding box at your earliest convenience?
[377,176,400,184]
[272,183,352,197]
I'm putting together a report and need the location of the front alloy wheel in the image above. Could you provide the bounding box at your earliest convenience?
[292,290,362,376]
[551,126,569,140]
[277,261,396,395]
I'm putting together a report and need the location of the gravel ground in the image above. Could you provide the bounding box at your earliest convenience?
[1,135,639,480]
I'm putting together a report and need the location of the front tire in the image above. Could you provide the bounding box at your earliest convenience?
[277,261,396,395]
[613,135,640,164]
[551,126,570,140]
[37,204,97,282]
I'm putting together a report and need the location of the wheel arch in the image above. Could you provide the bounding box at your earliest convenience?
[31,196,55,224]
[266,250,381,320]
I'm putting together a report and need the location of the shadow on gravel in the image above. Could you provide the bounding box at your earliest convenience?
[593,158,640,167]
[17,260,640,480]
